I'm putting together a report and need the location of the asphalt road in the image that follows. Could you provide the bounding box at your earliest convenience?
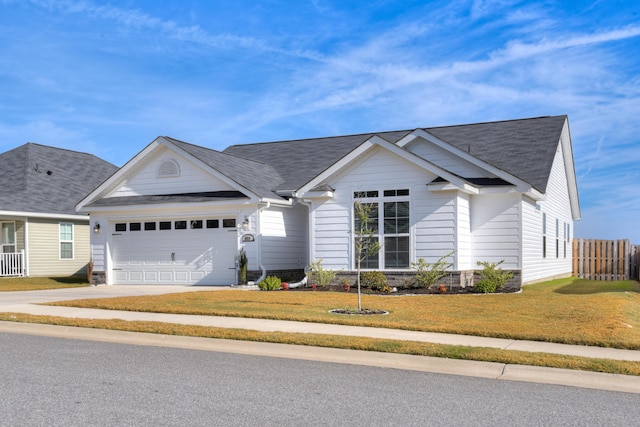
[1,333,639,426]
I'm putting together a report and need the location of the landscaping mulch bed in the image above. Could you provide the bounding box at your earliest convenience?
[285,285,519,296]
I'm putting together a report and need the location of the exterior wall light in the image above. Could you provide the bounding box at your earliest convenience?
[93,222,101,234]
[241,216,250,231]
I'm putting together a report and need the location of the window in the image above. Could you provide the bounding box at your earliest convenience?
[383,201,410,268]
[115,223,127,232]
[355,202,379,269]
[144,222,156,231]
[223,218,236,228]
[59,223,73,259]
[175,221,187,230]
[206,219,219,229]
[1,222,16,253]
[130,222,141,231]
[159,221,172,230]
[190,220,203,229]
[563,222,567,258]
[556,218,560,258]
[354,189,410,269]
[542,213,547,259]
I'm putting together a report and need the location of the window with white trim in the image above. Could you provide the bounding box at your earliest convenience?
[542,213,547,259]
[556,218,560,258]
[59,223,73,260]
[1,222,16,253]
[353,189,410,269]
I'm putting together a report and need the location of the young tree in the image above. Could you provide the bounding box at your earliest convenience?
[353,200,382,311]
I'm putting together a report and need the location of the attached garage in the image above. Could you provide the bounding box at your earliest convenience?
[109,217,238,285]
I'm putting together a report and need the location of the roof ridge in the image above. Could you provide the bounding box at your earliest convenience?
[425,115,565,130]
[164,135,273,167]
[224,129,412,149]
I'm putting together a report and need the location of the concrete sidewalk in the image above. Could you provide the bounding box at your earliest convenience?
[1,285,639,394]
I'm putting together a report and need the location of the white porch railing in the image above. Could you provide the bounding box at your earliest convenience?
[0,250,25,277]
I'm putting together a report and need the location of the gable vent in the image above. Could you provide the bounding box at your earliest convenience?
[157,159,180,178]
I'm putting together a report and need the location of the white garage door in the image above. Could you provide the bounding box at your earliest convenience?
[110,218,238,285]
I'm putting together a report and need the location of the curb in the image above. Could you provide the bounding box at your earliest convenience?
[1,321,638,395]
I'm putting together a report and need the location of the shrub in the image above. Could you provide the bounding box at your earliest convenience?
[475,260,514,293]
[258,275,282,291]
[308,259,336,288]
[410,251,454,288]
[360,271,390,292]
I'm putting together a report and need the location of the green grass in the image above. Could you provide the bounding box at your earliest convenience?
[0,276,89,291]
[48,277,640,350]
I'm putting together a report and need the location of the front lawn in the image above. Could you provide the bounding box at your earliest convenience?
[0,276,89,292]
[48,277,640,350]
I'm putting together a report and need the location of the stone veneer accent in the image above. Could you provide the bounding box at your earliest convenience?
[91,270,106,286]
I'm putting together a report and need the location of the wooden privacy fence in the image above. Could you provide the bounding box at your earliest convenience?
[573,239,639,280]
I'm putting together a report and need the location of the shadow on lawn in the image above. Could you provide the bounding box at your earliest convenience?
[554,280,640,295]
[52,276,89,285]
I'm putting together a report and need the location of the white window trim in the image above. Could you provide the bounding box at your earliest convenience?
[59,222,74,260]
[352,189,411,270]
[1,221,17,253]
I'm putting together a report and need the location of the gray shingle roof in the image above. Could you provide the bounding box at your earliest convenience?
[222,116,566,194]
[165,137,285,199]
[222,130,411,192]
[425,115,567,193]
[0,143,118,216]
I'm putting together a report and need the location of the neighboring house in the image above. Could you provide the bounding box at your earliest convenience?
[0,143,118,277]
[77,115,580,287]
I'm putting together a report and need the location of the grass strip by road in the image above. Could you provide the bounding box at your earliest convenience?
[0,276,89,292]
[1,312,639,376]
[48,278,640,350]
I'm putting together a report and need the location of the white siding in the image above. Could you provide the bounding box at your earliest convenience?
[312,146,454,270]
[471,193,520,268]
[414,190,456,262]
[456,193,473,270]
[108,147,235,197]
[260,204,308,270]
[521,141,574,283]
[406,138,490,177]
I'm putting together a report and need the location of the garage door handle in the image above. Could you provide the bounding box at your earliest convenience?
[171,252,175,262]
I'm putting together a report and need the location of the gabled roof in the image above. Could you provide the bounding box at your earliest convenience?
[163,137,285,200]
[424,115,567,193]
[223,130,411,192]
[0,143,118,216]
[223,116,567,195]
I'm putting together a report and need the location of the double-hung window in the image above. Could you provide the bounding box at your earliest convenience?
[1,222,16,253]
[59,223,73,259]
[354,189,410,269]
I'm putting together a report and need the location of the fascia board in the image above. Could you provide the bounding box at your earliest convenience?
[296,135,466,197]
[406,129,534,191]
[78,199,258,214]
[559,119,581,220]
[76,138,162,212]
[0,210,89,221]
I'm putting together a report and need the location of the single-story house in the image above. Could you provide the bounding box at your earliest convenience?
[0,143,118,277]
[77,115,580,287]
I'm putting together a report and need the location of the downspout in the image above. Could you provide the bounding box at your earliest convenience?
[254,201,271,285]
[287,198,313,288]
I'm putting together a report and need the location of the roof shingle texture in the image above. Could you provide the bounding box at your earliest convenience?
[222,116,566,195]
[0,143,118,216]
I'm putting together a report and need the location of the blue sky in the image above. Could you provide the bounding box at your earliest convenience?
[1,0,639,242]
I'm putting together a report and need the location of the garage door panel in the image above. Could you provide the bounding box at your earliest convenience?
[111,218,237,285]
